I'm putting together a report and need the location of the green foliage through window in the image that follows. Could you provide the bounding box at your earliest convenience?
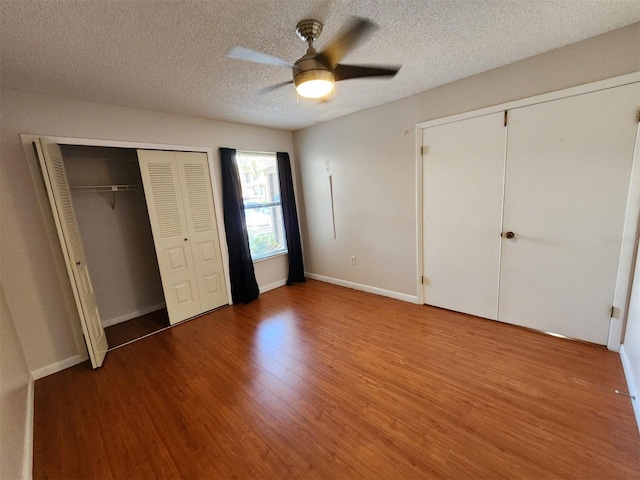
[236,152,287,261]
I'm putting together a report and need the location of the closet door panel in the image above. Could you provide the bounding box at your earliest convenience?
[422,112,506,320]
[176,152,228,312]
[37,139,108,368]
[499,83,639,344]
[138,150,202,324]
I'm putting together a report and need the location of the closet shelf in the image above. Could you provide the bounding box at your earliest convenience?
[70,184,142,193]
[70,184,143,210]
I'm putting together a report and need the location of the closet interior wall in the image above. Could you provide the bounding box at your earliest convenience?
[62,145,165,328]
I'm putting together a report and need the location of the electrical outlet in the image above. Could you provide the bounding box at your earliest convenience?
[350,255,356,265]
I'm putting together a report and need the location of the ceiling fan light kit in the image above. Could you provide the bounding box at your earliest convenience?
[295,71,334,98]
[226,17,400,100]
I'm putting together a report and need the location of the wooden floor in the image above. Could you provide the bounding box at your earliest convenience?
[105,308,170,349]
[34,280,639,479]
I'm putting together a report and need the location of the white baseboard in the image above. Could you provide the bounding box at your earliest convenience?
[259,279,288,294]
[305,272,419,304]
[619,344,640,433]
[22,376,34,480]
[31,353,88,380]
[101,302,166,328]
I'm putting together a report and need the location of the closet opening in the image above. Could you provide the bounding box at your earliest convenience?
[61,145,169,349]
[30,134,231,367]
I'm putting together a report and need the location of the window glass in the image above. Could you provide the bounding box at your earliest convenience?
[236,152,287,261]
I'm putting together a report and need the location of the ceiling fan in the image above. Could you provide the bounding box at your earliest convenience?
[226,17,401,99]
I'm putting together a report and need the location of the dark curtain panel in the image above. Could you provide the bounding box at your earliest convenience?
[277,152,306,285]
[219,148,259,304]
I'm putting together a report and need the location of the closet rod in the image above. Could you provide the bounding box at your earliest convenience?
[70,184,142,193]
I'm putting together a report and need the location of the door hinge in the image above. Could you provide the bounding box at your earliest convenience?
[611,305,615,317]
[637,107,640,123]
[420,146,426,156]
[504,110,508,127]
[421,275,425,284]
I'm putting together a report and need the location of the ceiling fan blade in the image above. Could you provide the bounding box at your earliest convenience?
[318,17,377,67]
[334,64,401,81]
[226,46,296,69]
[257,80,294,95]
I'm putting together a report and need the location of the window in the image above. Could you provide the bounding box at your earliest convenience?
[236,151,287,261]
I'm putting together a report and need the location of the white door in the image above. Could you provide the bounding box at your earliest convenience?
[36,139,108,368]
[175,152,228,311]
[138,150,228,324]
[499,84,639,344]
[138,150,202,324]
[422,112,506,319]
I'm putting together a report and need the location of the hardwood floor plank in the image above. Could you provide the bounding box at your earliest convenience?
[105,308,169,348]
[34,280,639,479]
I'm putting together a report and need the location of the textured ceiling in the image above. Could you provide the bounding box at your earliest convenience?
[1,0,639,130]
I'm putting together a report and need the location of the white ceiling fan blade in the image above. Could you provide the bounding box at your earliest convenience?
[226,46,296,69]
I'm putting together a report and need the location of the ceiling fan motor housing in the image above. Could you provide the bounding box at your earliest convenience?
[293,52,334,88]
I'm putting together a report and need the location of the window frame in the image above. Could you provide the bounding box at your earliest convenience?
[235,150,288,262]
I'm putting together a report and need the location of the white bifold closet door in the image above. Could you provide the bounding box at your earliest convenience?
[36,139,108,368]
[422,112,506,320]
[498,84,639,344]
[138,150,228,325]
[422,82,639,344]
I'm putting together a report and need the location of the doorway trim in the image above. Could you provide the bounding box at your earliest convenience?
[415,71,640,352]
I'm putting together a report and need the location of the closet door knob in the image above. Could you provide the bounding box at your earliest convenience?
[184,238,188,241]
[503,231,515,239]
[75,261,81,265]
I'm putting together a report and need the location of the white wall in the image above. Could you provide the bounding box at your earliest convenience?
[292,23,640,301]
[0,284,32,480]
[64,145,165,326]
[0,89,295,374]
